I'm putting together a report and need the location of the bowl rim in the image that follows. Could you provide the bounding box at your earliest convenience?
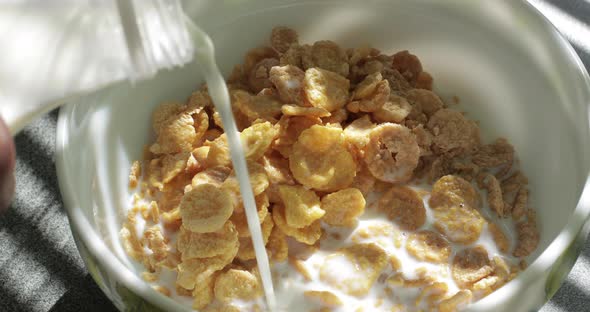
[55,1,590,311]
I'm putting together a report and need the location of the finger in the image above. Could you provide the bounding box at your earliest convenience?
[0,117,16,214]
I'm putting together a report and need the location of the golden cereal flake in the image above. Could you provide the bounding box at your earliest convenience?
[179,184,234,233]
[191,166,232,188]
[281,104,331,118]
[513,212,539,257]
[205,134,232,168]
[350,166,377,197]
[273,115,322,158]
[304,290,343,307]
[302,40,349,77]
[406,230,451,263]
[214,269,263,302]
[405,89,444,117]
[240,121,279,161]
[176,250,235,290]
[412,124,434,157]
[353,72,383,100]
[161,152,189,184]
[248,58,279,93]
[233,90,283,123]
[357,79,391,113]
[319,243,388,297]
[120,220,143,261]
[290,257,313,281]
[472,138,514,169]
[303,67,350,112]
[438,290,472,312]
[280,44,307,68]
[230,193,269,237]
[482,173,505,217]
[429,175,481,211]
[364,123,420,183]
[128,161,141,189]
[452,246,493,288]
[243,46,278,73]
[343,115,376,155]
[416,282,448,306]
[426,109,480,156]
[322,108,348,125]
[192,108,210,143]
[150,111,197,154]
[489,222,511,254]
[351,222,399,248]
[187,90,212,110]
[382,68,412,96]
[378,186,426,231]
[152,101,181,134]
[237,214,274,261]
[272,204,322,245]
[228,162,269,200]
[270,26,299,53]
[266,226,288,262]
[433,204,485,245]
[177,221,238,260]
[391,50,423,86]
[289,125,357,191]
[142,226,169,270]
[269,65,306,105]
[279,185,325,228]
[320,188,366,227]
[192,271,218,309]
[372,94,412,123]
[429,177,484,244]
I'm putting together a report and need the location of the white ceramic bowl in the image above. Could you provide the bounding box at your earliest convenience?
[56,0,590,311]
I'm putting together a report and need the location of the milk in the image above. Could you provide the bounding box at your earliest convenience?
[185,19,277,311]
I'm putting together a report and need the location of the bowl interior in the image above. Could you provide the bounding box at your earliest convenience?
[57,0,590,311]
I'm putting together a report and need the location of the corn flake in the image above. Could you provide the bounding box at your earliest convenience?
[180,184,234,233]
[320,188,366,227]
[304,290,343,307]
[378,186,426,231]
[406,230,451,263]
[406,89,444,117]
[439,290,472,312]
[319,243,388,296]
[364,123,420,183]
[281,104,331,118]
[272,204,322,245]
[373,94,412,123]
[269,65,306,105]
[214,269,263,302]
[302,40,349,77]
[304,67,350,112]
[177,221,238,260]
[427,109,480,156]
[266,226,289,262]
[452,246,493,288]
[270,26,299,53]
[237,213,274,261]
[289,125,357,191]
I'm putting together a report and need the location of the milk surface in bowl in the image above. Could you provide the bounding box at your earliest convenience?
[55,0,590,311]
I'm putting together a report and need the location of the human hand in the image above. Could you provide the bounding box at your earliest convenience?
[0,117,15,214]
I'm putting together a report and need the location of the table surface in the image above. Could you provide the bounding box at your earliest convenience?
[2,0,590,311]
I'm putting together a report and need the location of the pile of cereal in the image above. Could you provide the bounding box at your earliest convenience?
[122,26,539,312]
